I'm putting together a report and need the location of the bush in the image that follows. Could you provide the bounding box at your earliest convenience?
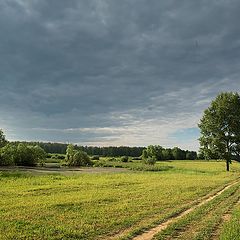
[120,156,129,162]
[50,154,65,160]
[60,162,68,167]
[16,144,46,166]
[39,159,46,167]
[132,157,142,160]
[93,160,111,167]
[51,154,65,159]
[0,144,17,166]
[0,143,46,166]
[67,150,93,167]
[142,157,156,165]
[91,155,100,160]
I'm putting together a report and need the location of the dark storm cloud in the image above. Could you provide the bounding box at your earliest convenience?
[0,0,240,149]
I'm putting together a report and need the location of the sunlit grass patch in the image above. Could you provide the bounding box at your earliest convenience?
[220,205,240,240]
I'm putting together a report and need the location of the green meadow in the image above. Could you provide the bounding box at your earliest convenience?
[0,160,240,240]
[220,204,240,240]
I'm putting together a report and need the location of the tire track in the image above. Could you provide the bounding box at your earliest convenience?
[210,192,240,240]
[132,180,239,240]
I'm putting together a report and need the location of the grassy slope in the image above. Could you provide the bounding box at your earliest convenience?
[0,161,239,240]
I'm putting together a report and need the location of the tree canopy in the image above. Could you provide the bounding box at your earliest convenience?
[141,145,197,165]
[12,141,145,157]
[65,144,92,167]
[0,143,46,166]
[198,92,240,171]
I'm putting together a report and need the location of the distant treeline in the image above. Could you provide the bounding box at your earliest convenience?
[11,142,68,154]
[11,142,145,157]
[11,141,198,160]
[142,145,197,161]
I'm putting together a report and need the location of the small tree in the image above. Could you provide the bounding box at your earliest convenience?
[69,150,92,166]
[32,145,47,162]
[141,148,156,165]
[142,145,163,162]
[66,144,75,162]
[120,156,128,162]
[198,92,240,171]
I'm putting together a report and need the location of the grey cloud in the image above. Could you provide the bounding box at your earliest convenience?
[0,0,240,149]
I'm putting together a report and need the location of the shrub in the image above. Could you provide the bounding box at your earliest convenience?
[16,144,46,166]
[0,144,17,166]
[132,157,142,160]
[91,155,100,160]
[93,161,111,167]
[0,144,46,166]
[142,157,156,165]
[39,159,46,167]
[60,161,68,167]
[120,156,129,162]
[51,154,65,159]
[67,150,93,167]
[142,149,156,165]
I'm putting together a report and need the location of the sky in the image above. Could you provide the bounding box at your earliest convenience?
[1,0,240,151]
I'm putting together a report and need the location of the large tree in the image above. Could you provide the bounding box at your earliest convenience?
[198,92,240,171]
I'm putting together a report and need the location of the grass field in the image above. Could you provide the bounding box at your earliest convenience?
[0,160,239,240]
[219,203,240,240]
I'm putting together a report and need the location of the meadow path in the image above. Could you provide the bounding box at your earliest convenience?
[131,180,239,240]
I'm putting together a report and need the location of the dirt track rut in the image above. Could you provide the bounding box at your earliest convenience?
[132,180,239,240]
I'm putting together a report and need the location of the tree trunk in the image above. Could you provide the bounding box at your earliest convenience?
[226,159,230,171]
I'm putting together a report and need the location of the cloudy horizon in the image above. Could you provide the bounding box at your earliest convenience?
[1,0,240,151]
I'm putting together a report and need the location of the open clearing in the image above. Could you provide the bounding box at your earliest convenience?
[0,161,240,240]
